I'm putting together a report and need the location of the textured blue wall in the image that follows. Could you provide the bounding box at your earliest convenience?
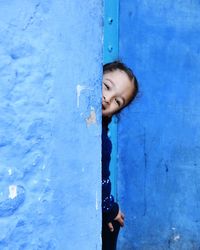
[0,1,102,249]
[117,1,200,249]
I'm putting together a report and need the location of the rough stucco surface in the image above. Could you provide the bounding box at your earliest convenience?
[0,1,102,249]
[118,1,200,249]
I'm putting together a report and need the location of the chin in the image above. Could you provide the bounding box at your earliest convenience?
[103,114,112,118]
[102,110,114,117]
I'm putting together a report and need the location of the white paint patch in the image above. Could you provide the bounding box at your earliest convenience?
[8,185,17,199]
[82,167,85,172]
[172,227,176,230]
[76,85,87,108]
[86,107,97,126]
[33,180,38,184]
[42,164,46,170]
[8,169,12,175]
[174,235,180,241]
[96,191,98,210]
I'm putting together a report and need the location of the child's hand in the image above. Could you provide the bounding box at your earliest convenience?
[107,210,125,232]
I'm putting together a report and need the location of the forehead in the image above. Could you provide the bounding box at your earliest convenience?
[103,70,134,100]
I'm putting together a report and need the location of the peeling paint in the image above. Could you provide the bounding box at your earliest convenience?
[8,185,17,199]
[8,169,12,176]
[173,234,180,241]
[0,185,25,217]
[76,84,87,108]
[86,107,97,127]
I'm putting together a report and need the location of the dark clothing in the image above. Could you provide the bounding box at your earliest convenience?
[102,117,120,249]
[102,220,120,250]
[102,117,119,222]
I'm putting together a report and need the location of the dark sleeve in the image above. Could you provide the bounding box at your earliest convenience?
[102,188,119,223]
[102,122,119,223]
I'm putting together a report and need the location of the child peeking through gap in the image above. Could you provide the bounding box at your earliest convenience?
[102,61,139,250]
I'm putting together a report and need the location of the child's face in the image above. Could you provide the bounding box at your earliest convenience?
[102,69,135,117]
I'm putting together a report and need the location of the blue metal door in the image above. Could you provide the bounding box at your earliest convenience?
[117,1,200,249]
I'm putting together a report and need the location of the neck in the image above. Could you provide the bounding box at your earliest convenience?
[102,116,112,129]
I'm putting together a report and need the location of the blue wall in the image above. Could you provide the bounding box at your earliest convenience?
[0,1,102,249]
[118,1,200,249]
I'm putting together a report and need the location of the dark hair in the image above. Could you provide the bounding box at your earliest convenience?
[103,61,139,103]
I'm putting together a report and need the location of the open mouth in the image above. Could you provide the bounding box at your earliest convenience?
[102,102,107,110]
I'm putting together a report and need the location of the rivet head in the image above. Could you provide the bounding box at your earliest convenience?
[108,45,113,52]
[108,17,113,24]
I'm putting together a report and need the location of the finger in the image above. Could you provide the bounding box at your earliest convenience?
[118,217,124,227]
[108,222,114,232]
[114,212,121,220]
[121,213,125,219]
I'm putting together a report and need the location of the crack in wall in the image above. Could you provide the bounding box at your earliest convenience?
[23,2,41,31]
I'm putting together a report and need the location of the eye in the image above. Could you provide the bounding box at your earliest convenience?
[115,98,121,107]
[103,82,110,90]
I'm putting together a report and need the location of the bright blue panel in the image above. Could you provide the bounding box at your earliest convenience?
[103,0,119,63]
[118,1,200,249]
[103,0,119,198]
[0,1,102,249]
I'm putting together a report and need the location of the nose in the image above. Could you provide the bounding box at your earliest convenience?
[103,94,111,104]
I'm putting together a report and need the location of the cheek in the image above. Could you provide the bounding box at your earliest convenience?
[110,102,121,113]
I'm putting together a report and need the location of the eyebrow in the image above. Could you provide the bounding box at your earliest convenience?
[105,78,114,86]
